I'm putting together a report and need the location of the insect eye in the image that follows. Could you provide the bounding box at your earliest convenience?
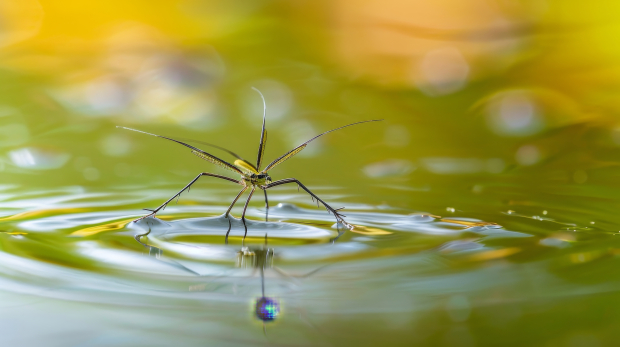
[258,174,265,179]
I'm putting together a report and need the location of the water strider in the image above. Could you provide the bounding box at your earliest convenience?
[118,88,381,240]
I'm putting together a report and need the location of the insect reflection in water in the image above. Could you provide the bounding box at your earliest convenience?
[235,235,328,331]
[118,88,381,241]
[135,231,324,333]
[236,239,280,326]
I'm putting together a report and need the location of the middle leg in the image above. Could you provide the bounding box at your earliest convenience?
[136,172,241,222]
[263,178,352,230]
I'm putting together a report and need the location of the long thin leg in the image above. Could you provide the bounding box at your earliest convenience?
[241,187,256,239]
[136,172,242,222]
[263,189,269,222]
[225,186,248,242]
[263,178,352,230]
[134,227,152,247]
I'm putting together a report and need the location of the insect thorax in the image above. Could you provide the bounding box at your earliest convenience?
[243,173,272,186]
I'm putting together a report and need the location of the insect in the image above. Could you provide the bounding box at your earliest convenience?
[118,88,380,240]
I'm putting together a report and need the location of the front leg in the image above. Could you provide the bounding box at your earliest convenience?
[241,187,256,239]
[263,178,352,230]
[225,186,248,242]
[225,186,255,244]
[136,172,242,222]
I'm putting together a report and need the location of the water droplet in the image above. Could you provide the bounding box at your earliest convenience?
[256,297,280,321]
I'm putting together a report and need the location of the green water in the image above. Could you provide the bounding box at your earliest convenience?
[2,1,620,346]
[3,162,620,346]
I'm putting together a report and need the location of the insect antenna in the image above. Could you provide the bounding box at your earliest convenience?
[253,87,268,171]
[174,137,246,161]
[177,136,260,173]
[262,119,383,173]
[116,126,243,175]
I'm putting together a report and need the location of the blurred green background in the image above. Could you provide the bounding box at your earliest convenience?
[3,1,620,346]
[4,0,620,199]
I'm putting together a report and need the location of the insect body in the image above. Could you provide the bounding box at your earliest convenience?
[119,88,380,240]
[244,173,272,187]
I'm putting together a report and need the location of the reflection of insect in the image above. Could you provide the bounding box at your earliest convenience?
[134,230,323,333]
[237,236,280,328]
[119,88,380,240]
[237,234,326,333]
